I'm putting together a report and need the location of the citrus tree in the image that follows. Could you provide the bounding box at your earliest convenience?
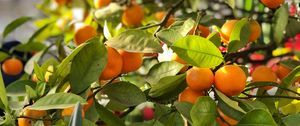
[1,0,300,125]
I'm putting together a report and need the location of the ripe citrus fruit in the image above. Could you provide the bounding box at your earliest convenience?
[220,20,238,44]
[248,20,261,42]
[251,65,278,90]
[62,107,85,118]
[83,91,94,111]
[214,65,247,96]
[99,46,122,80]
[188,25,210,38]
[18,118,31,126]
[2,58,23,76]
[178,87,204,104]
[260,0,284,9]
[2,57,23,76]
[74,25,97,46]
[186,67,214,91]
[118,50,143,73]
[94,0,111,8]
[21,107,47,119]
[217,108,238,125]
[54,0,71,5]
[216,117,229,126]
[171,53,186,64]
[220,19,261,43]
[122,4,144,27]
[154,11,175,27]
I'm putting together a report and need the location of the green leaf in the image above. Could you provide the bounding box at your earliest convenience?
[146,61,184,85]
[24,51,43,74]
[207,32,221,47]
[282,113,300,126]
[273,4,289,45]
[224,0,235,9]
[6,80,35,96]
[30,93,87,110]
[215,89,245,120]
[0,70,8,110]
[156,19,195,46]
[0,52,9,62]
[280,60,300,70]
[68,102,83,126]
[171,35,223,68]
[102,82,146,107]
[36,82,46,97]
[286,18,300,38]
[237,109,277,126]
[190,96,217,126]
[27,23,51,43]
[227,18,251,53]
[14,42,46,52]
[95,102,125,126]
[49,41,88,87]
[26,85,38,100]
[149,74,187,100]
[34,62,45,82]
[174,101,193,124]
[70,37,107,94]
[2,16,32,38]
[238,99,269,112]
[106,29,163,53]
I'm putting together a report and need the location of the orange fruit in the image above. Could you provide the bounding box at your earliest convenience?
[154,11,175,27]
[216,117,229,126]
[220,20,238,44]
[186,67,214,91]
[214,65,247,96]
[188,25,210,38]
[18,118,32,126]
[74,25,97,46]
[220,20,261,43]
[2,58,23,76]
[248,20,261,42]
[118,50,143,73]
[122,4,144,27]
[217,108,238,125]
[21,107,47,119]
[178,87,204,104]
[83,91,94,111]
[99,47,123,80]
[62,107,85,118]
[171,53,186,64]
[251,65,278,90]
[94,0,111,8]
[260,0,284,9]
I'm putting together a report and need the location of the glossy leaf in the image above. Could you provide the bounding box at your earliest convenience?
[149,74,187,100]
[156,19,195,45]
[24,51,43,74]
[282,113,300,126]
[172,35,223,68]
[273,4,289,45]
[227,18,251,53]
[146,61,184,85]
[30,93,87,110]
[190,96,217,126]
[2,16,32,38]
[27,23,51,43]
[207,31,221,47]
[68,102,83,126]
[95,100,125,126]
[238,99,269,112]
[0,52,9,62]
[174,101,193,124]
[0,70,8,110]
[237,109,277,126]
[6,80,35,96]
[102,82,146,107]
[70,37,107,94]
[106,29,163,53]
